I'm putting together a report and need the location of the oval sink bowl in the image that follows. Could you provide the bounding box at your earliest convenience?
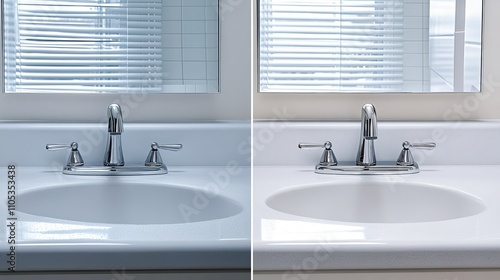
[266,182,485,223]
[18,182,243,224]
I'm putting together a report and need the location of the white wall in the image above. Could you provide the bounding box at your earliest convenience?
[254,0,499,121]
[0,0,251,122]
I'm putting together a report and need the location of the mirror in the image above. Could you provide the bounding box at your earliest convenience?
[3,0,219,94]
[259,0,482,93]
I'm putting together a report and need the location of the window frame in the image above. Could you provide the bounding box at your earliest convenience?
[253,0,492,121]
[0,0,251,122]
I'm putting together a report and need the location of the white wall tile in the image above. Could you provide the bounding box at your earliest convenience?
[404,66,424,81]
[163,48,183,61]
[164,62,184,80]
[162,84,186,92]
[183,48,206,61]
[163,34,182,48]
[403,28,424,41]
[403,41,424,53]
[206,34,218,48]
[207,62,218,79]
[185,84,196,92]
[404,3,423,17]
[186,79,208,85]
[182,21,206,33]
[183,62,207,79]
[183,0,206,6]
[161,1,218,92]
[206,48,218,61]
[162,21,182,34]
[404,17,423,28]
[195,84,208,93]
[206,20,218,34]
[163,0,182,7]
[205,0,217,6]
[423,28,429,40]
[205,6,218,20]
[423,2,430,17]
[207,80,219,93]
[207,80,218,92]
[182,34,206,47]
[182,7,205,20]
[163,7,182,20]
[404,53,424,67]
[163,80,184,85]
[423,16,429,29]
[423,53,429,67]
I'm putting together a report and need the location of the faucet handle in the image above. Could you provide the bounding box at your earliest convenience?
[46,142,84,166]
[145,142,183,167]
[299,141,338,166]
[156,143,183,151]
[397,141,436,166]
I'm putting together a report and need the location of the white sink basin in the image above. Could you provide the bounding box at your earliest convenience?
[266,182,485,223]
[18,182,243,224]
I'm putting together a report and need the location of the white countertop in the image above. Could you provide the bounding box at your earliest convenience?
[0,166,251,272]
[253,165,500,271]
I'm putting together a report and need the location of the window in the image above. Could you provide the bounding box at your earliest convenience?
[0,0,250,122]
[259,0,404,93]
[3,0,219,94]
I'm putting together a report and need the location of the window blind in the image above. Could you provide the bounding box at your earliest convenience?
[4,0,162,93]
[259,0,404,92]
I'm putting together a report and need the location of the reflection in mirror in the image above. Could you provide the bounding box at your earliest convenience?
[3,0,219,94]
[259,0,482,93]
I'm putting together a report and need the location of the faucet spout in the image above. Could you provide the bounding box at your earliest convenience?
[361,104,377,140]
[107,103,124,134]
[104,104,125,166]
[356,104,377,166]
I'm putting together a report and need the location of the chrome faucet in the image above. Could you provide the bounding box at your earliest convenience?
[299,103,436,175]
[47,103,183,176]
[356,103,378,166]
[104,104,125,166]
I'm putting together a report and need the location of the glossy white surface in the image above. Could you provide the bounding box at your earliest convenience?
[266,181,485,223]
[254,165,500,270]
[0,122,250,271]
[19,182,243,225]
[1,165,249,271]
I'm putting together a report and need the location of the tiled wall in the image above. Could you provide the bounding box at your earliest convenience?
[162,0,219,93]
[402,0,430,92]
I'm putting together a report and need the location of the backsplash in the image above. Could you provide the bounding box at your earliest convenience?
[0,122,250,167]
[254,121,500,166]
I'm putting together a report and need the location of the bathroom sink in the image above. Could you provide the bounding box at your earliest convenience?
[18,182,243,224]
[266,182,485,223]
